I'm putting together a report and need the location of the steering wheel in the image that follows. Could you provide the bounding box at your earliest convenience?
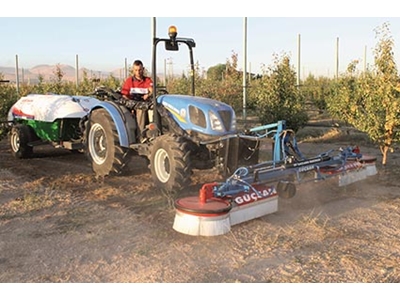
[156,87,169,96]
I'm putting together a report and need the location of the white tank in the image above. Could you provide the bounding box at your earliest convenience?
[8,94,101,123]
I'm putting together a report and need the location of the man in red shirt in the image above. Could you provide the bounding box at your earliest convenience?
[121,59,153,141]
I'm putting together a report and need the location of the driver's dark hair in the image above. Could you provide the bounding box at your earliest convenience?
[133,60,143,67]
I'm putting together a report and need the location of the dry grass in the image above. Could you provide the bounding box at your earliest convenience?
[0,182,70,220]
[297,125,372,144]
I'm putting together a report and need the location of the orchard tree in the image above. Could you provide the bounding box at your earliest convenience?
[207,63,226,81]
[213,52,242,110]
[101,74,122,91]
[195,52,243,110]
[35,74,46,94]
[0,74,18,140]
[50,64,65,94]
[253,53,308,132]
[77,70,97,95]
[327,23,400,165]
[301,74,333,111]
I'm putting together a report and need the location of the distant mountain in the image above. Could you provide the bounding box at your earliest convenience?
[0,64,167,85]
[0,64,121,84]
[0,67,16,75]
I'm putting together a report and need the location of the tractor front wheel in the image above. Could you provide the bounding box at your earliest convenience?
[150,134,192,192]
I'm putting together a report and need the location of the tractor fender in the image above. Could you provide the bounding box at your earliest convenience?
[90,101,136,147]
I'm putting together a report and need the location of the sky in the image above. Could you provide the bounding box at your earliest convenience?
[1,1,400,79]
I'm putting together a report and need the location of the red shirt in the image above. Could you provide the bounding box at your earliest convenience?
[121,76,153,100]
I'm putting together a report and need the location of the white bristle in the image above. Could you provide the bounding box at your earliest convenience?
[173,211,231,236]
[229,196,278,226]
[339,169,368,186]
[365,164,378,176]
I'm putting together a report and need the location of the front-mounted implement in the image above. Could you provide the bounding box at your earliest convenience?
[173,120,377,236]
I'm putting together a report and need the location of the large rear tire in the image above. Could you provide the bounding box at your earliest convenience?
[86,109,130,176]
[150,134,192,191]
[10,124,34,159]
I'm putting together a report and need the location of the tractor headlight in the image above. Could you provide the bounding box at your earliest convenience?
[209,111,224,131]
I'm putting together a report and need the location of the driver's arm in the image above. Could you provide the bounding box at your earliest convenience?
[143,86,153,101]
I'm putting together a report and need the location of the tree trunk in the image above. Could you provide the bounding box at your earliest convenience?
[380,145,388,166]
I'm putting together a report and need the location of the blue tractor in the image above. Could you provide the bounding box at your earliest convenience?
[83,25,259,192]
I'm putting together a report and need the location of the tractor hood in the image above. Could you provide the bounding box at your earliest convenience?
[8,94,101,123]
[157,94,237,135]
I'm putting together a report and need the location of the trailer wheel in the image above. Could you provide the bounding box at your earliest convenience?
[150,134,192,191]
[10,124,34,159]
[276,181,296,199]
[86,109,130,176]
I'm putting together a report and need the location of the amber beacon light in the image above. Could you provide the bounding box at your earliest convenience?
[168,25,177,40]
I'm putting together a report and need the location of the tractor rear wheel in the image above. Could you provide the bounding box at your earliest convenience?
[10,124,34,159]
[150,134,192,192]
[86,109,130,177]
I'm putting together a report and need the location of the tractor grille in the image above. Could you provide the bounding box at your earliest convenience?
[219,110,232,131]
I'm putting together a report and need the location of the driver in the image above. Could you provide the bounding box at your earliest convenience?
[121,60,153,140]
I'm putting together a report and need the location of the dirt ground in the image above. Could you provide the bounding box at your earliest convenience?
[0,126,400,284]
